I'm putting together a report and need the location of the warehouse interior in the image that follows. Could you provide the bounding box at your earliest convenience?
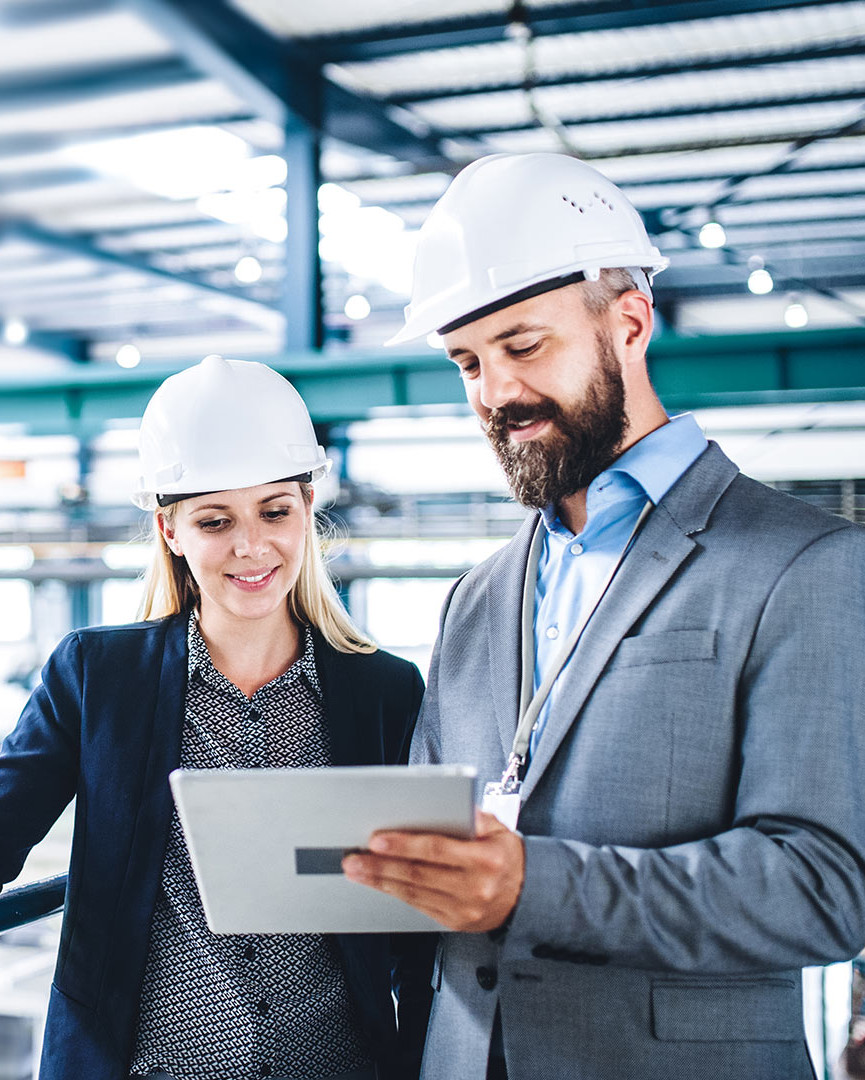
[0,0,864,1076]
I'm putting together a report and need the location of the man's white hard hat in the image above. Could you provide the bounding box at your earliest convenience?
[133,355,331,510]
[386,152,668,346]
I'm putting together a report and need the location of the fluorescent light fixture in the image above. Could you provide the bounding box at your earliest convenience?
[198,188,287,242]
[747,268,774,295]
[102,543,151,571]
[319,185,418,296]
[698,221,726,249]
[115,343,141,368]
[234,256,263,284]
[344,294,371,320]
[2,317,29,346]
[64,127,251,200]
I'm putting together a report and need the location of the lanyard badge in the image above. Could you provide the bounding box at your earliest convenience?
[482,752,524,831]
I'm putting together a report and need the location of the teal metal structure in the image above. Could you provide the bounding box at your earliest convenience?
[1,328,862,437]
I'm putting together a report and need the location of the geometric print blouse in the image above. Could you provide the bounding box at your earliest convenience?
[129,614,372,1080]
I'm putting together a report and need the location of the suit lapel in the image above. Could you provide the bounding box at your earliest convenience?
[519,442,739,801]
[519,505,695,799]
[313,632,359,766]
[486,514,539,762]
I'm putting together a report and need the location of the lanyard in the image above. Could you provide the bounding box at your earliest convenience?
[499,497,654,791]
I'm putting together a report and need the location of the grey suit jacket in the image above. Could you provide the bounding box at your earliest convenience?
[411,442,865,1080]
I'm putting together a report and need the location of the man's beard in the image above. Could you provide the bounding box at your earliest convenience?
[484,331,628,509]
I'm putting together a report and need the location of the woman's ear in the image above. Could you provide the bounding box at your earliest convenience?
[156,512,183,557]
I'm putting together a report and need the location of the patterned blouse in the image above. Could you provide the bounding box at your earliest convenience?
[130,614,371,1080]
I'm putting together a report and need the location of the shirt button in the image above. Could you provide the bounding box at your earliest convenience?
[243,944,257,961]
[570,542,584,555]
[259,1065,272,1078]
[545,626,559,640]
[248,709,260,721]
[476,966,498,991]
[257,999,270,1015]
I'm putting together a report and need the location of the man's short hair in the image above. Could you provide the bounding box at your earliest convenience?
[580,267,640,317]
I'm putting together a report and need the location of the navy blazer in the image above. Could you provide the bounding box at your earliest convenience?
[0,612,431,1080]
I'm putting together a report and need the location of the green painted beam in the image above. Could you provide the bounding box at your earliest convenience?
[0,328,863,436]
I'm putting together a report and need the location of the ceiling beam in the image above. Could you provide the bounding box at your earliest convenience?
[430,89,865,141]
[0,57,195,110]
[0,0,112,26]
[125,0,446,164]
[308,0,841,62]
[1,221,281,328]
[387,40,865,105]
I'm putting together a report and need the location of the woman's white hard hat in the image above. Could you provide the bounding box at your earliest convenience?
[386,152,669,346]
[133,356,331,511]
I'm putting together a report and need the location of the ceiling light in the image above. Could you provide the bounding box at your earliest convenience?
[0,545,34,572]
[234,256,263,284]
[784,298,809,329]
[65,127,251,200]
[2,317,29,346]
[747,268,774,295]
[115,343,141,369]
[698,222,726,249]
[344,294,371,320]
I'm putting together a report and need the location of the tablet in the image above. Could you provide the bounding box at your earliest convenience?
[169,764,477,934]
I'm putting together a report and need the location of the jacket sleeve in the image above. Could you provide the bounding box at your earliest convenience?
[0,632,82,887]
[388,659,436,1080]
[505,526,865,973]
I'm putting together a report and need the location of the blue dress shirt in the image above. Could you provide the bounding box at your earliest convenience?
[530,413,709,753]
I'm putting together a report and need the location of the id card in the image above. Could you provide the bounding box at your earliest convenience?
[482,781,522,831]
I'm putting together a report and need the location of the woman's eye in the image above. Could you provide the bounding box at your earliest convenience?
[196,518,228,531]
[263,508,291,521]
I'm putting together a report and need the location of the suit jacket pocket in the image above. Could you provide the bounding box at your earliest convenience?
[651,978,801,1042]
[610,629,717,670]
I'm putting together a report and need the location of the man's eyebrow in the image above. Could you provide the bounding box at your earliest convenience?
[491,323,549,343]
[446,323,549,360]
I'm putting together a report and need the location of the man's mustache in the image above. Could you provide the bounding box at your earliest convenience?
[485,399,562,439]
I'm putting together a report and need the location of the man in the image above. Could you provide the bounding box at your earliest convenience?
[342,152,865,1080]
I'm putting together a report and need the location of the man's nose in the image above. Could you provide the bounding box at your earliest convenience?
[478,362,522,412]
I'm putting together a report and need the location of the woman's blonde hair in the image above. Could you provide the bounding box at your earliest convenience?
[138,483,375,654]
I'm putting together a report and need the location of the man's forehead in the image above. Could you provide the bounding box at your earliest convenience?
[443,285,580,356]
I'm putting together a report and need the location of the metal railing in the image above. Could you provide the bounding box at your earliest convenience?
[0,874,66,932]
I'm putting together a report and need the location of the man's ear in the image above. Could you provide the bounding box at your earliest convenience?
[615,289,654,361]
[156,512,183,557]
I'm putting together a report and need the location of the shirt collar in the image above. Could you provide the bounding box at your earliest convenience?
[605,413,707,505]
[540,413,708,537]
[186,611,320,698]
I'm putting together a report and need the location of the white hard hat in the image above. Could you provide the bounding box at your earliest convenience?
[133,356,331,510]
[386,153,668,346]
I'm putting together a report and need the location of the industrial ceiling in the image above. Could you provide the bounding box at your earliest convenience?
[0,0,863,389]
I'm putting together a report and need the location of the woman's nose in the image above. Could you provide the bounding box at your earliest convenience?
[233,521,269,558]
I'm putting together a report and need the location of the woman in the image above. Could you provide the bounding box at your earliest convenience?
[0,357,432,1080]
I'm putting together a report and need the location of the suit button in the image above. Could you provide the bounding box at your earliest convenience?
[476,966,498,991]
